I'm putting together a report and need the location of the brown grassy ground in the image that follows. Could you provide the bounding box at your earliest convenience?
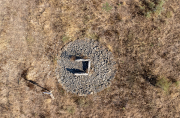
[0,0,180,117]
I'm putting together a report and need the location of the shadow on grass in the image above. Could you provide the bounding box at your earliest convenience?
[141,69,157,86]
[21,69,50,92]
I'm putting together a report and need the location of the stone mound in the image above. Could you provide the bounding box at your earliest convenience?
[57,39,116,96]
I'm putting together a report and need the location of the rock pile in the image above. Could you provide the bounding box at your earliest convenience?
[57,39,116,96]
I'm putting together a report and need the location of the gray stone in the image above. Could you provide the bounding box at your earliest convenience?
[57,39,116,96]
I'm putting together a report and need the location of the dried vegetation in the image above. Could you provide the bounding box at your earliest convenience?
[0,0,180,117]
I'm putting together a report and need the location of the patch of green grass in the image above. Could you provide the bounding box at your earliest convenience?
[138,0,167,18]
[62,36,70,43]
[146,11,152,18]
[127,33,134,41]
[139,5,145,10]
[154,0,165,15]
[166,11,173,18]
[156,77,172,93]
[102,86,112,93]
[88,33,99,40]
[175,81,180,87]
[26,36,35,44]
[58,87,65,96]
[146,0,156,10]
[102,2,112,12]
[72,96,93,108]
[119,2,124,6]
[66,106,75,114]
[150,43,154,47]
[78,98,91,107]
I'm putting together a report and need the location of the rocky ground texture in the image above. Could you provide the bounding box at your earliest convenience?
[57,39,116,96]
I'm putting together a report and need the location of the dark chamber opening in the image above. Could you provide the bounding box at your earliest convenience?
[66,68,84,74]
[82,61,89,72]
[66,61,89,74]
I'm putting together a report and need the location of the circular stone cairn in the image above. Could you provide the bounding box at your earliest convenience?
[57,39,116,96]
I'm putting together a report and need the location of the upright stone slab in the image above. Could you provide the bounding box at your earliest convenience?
[57,39,116,96]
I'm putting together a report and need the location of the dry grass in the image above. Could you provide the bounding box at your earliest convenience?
[0,39,8,53]
[0,0,180,117]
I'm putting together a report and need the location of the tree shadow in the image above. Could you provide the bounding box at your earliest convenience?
[141,69,157,86]
[21,69,50,92]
